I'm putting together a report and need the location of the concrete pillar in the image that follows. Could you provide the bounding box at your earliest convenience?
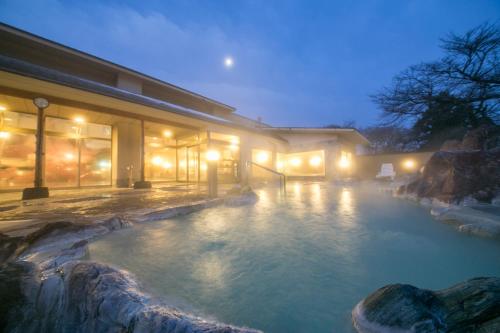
[113,120,142,187]
[325,146,340,180]
[238,133,252,185]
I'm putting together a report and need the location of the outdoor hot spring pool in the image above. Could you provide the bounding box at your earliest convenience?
[89,182,500,333]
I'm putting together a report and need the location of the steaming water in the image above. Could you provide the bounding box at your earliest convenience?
[89,182,500,332]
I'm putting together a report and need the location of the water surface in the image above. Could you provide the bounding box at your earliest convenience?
[89,182,500,332]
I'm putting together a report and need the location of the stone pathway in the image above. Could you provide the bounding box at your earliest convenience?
[0,183,225,236]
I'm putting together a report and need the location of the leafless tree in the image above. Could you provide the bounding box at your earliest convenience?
[372,23,500,126]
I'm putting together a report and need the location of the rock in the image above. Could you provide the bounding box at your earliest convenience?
[461,124,499,151]
[398,150,500,203]
[440,139,462,152]
[23,221,86,248]
[224,186,259,207]
[1,261,260,333]
[352,277,500,333]
[0,233,23,265]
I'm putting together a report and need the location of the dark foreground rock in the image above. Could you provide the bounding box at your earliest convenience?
[1,260,260,333]
[398,150,500,203]
[225,185,259,206]
[352,277,500,333]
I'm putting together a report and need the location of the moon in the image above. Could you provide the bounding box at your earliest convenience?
[224,56,234,68]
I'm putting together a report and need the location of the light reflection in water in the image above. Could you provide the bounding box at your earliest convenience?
[338,187,354,218]
[89,182,500,333]
[194,253,228,292]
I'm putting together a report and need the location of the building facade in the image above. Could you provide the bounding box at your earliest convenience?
[0,23,368,195]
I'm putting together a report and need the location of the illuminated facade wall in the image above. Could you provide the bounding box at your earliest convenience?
[45,116,112,187]
[251,148,273,179]
[0,111,36,188]
[0,108,112,189]
[210,132,240,183]
[284,150,325,177]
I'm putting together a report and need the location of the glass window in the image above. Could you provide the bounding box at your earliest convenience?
[80,139,112,186]
[2,111,37,130]
[45,136,78,187]
[285,150,325,177]
[0,131,36,188]
[144,135,177,182]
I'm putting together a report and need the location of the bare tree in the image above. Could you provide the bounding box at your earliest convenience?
[372,23,500,127]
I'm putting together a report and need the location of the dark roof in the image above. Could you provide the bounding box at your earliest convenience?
[0,22,235,115]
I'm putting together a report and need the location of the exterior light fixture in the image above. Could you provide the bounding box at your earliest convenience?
[0,105,7,111]
[290,157,302,167]
[33,97,49,109]
[0,131,10,139]
[206,150,221,162]
[151,156,163,166]
[403,159,416,170]
[309,156,322,167]
[99,160,111,169]
[256,151,269,164]
[74,116,85,124]
[339,156,350,169]
[163,130,173,138]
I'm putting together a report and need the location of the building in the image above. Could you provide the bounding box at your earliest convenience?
[0,23,368,198]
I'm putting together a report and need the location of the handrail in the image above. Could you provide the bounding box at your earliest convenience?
[246,161,287,193]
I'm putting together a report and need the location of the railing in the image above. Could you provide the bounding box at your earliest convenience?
[246,161,287,193]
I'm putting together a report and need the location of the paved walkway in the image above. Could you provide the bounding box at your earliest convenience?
[0,183,226,235]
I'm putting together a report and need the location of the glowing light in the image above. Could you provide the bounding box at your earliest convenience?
[230,137,239,145]
[276,161,285,170]
[0,131,10,139]
[163,130,173,138]
[256,151,269,164]
[162,161,173,169]
[0,105,6,111]
[74,116,85,124]
[403,159,416,170]
[149,142,161,148]
[229,144,239,151]
[15,170,24,176]
[224,56,234,68]
[99,160,111,169]
[309,156,322,167]
[151,156,163,166]
[339,156,351,169]
[200,163,208,171]
[206,150,220,161]
[290,157,302,167]
[64,153,74,160]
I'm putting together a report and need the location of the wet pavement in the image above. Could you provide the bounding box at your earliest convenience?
[0,183,223,235]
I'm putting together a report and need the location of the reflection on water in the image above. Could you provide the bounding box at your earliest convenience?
[90,182,500,333]
[338,187,354,218]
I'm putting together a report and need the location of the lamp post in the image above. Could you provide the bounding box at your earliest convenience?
[22,97,50,200]
[134,119,152,189]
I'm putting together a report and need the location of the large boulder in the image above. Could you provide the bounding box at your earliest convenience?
[398,150,500,203]
[1,260,260,333]
[352,277,500,333]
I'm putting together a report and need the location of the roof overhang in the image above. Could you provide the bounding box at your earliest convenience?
[0,23,235,116]
[262,127,370,145]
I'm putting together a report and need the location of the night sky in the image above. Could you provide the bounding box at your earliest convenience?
[1,0,498,127]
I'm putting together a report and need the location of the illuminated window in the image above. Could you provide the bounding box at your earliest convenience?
[0,131,36,188]
[285,150,325,177]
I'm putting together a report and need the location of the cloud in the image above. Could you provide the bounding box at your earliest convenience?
[0,0,379,126]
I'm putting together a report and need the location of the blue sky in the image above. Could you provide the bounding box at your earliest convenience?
[1,0,498,127]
